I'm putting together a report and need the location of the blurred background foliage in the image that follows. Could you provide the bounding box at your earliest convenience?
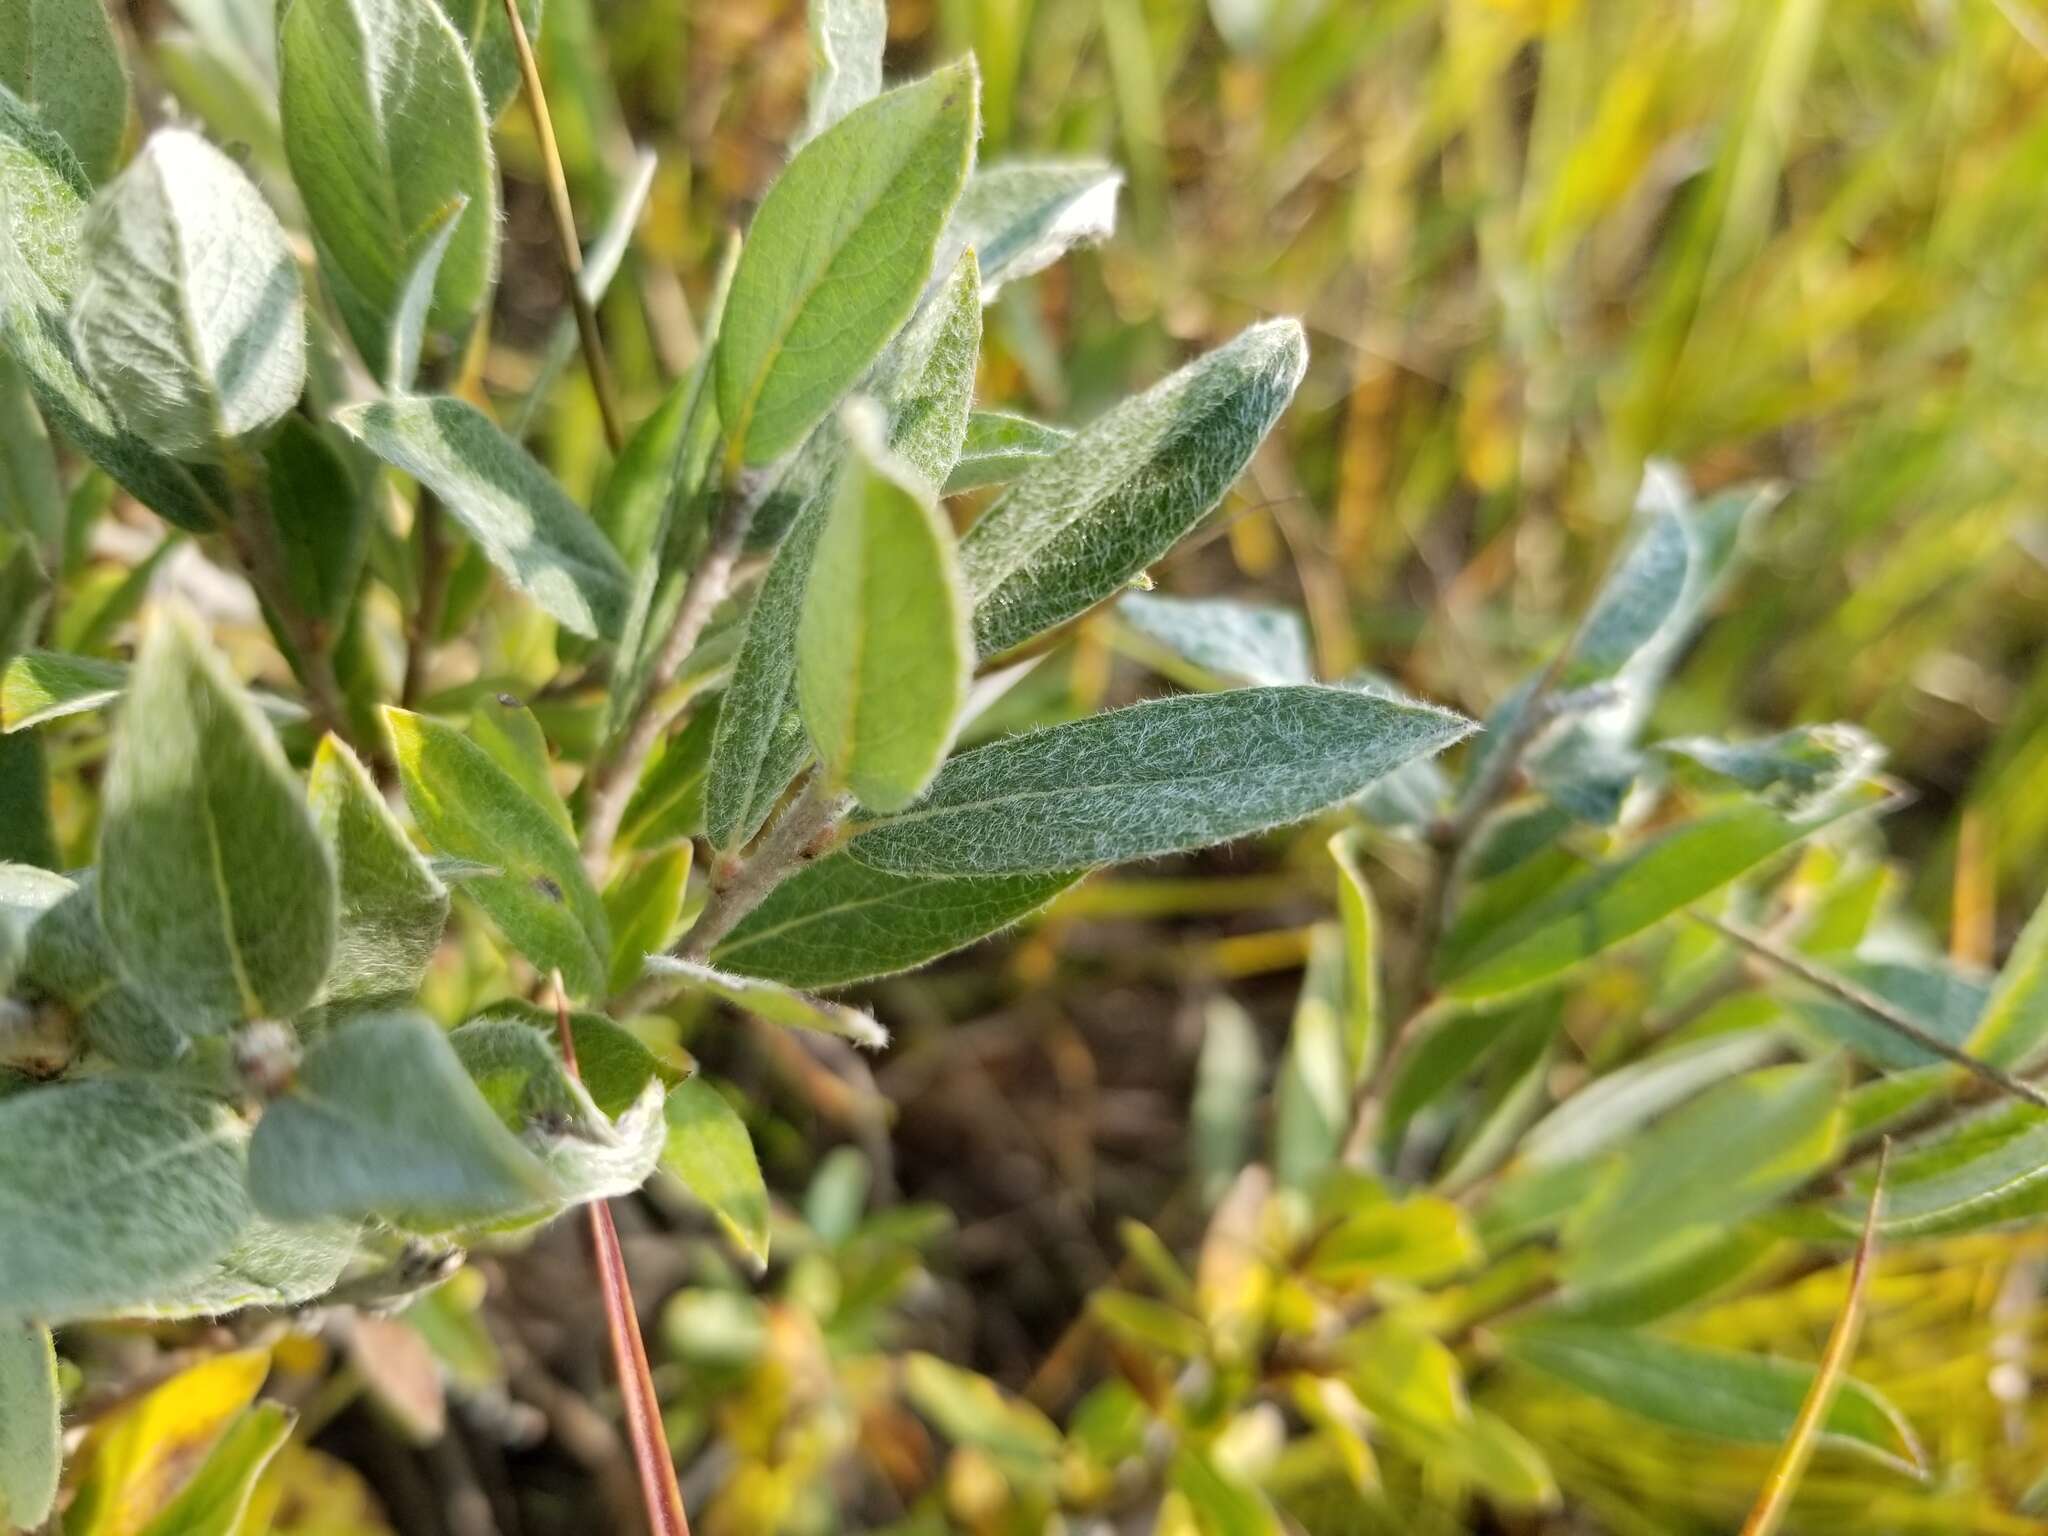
[43,0,2048,1530]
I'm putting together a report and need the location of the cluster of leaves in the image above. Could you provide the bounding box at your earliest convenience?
[4,0,2048,1532]
[0,0,1477,1524]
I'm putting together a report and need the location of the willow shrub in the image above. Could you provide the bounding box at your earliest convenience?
[1,0,2044,1530]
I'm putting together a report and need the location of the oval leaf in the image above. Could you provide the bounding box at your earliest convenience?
[69,129,305,456]
[715,60,977,465]
[662,1076,770,1264]
[99,609,336,1024]
[0,0,130,183]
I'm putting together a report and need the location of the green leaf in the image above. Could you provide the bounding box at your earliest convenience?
[1306,1195,1478,1286]
[1859,1108,2048,1238]
[470,996,673,1118]
[795,0,885,149]
[449,1016,662,1204]
[661,1076,769,1263]
[1564,504,1692,687]
[136,1401,294,1536]
[20,872,187,1065]
[1501,1325,1922,1473]
[0,90,226,531]
[0,730,55,869]
[960,319,1306,658]
[617,698,719,850]
[250,1009,560,1230]
[705,249,983,849]
[99,609,336,1024]
[643,956,888,1049]
[901,1353,1062,1469]
[135,1215,360,1317]
[0,651,122,733]
[603,843,689,996]
[846,684,1472,877]
[1661,724,1885,818]
[708,851,1078,989]
[1519,1030,1784,1171]
[337,397,629,640]
[797,403,971,811]
[384,194,467,392]
[0,0,129,183]
[0,352,63,557]
[1116,590,1314,689]
[308,734,449,1008]
[1563,1060,1844,1287]
[935,159,1121,299]
[69,129,304,456]
[1439,788,1886,1003]
[264,416,368,634]
[942,408,1071,494]
[278,0,498,364]
[384,706,609,997]
[1968,882,2048,1069]
[0,1323,58,1530]
[1170,1447,1281,1536]
[0,1078,250,1322]
[1191,996,1262,1206]
[1327,827,1381,1073]
[1792,958,1985,1072]
[1273,924,1348,1191]
[0,648,305,734]
[715,60,977,465]
[604,232,739,734]
[469,692,572,837]
[441,0,540,117]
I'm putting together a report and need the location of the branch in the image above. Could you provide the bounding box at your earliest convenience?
[500,0,625,454]
[1696,911,2048,1110]
[682,772,850,959]
[579,479,758,877]
[552,975,691,1536]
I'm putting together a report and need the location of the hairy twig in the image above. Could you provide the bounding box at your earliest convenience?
[580,479,759,877]
[682,772,851,959]
[552,974,690,1536]
[1696,912,2048,1110]
[500,0,624,454]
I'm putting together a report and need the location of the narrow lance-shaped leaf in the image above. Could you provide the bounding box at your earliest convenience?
[961,319,1307,658]
[337,397,630,640]
[644,956,888,1049]
[1328,827,1381,1074]
[1967,882,2048,1069]
[386,195,467,392]
[308,734,449,1008]
[846,684,1473,878]
[278,0,498,365]
[705,248,982,849]
[470,692,573,837]
[249,1010,560,1230]
[1438,783,1890,1004]
[1,648,305,734]
[0,1078,251,1323]
[384,706,610,997]
[0,1323,59,1530]
[1501,1325,1922,1474]
[934,159,1122,300]
[0,90,227,531]
[795,0,886,149]
[99,609,336,1024]
[709,852,1080,990]
[715,60,977,464]
[0,352,62,556]
[662,1076,770,1264]
[798,402,971,810]
[264,415,368,634]
[604,843,690,997]
[69,129,305,457]
[942,409,1071,494]
[136,1400,295,1536]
